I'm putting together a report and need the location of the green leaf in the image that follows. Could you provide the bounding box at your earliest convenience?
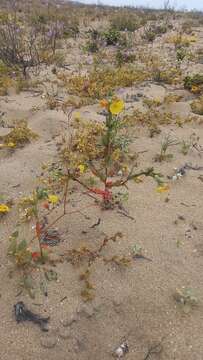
[36,187,49,200]
[11,230,19,239]
[8,237,17,255]
[44,269,58,281]
[17,239,28,252]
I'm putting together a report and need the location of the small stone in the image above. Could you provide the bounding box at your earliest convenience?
[59,328,71,339]
[62,314,77,327]
[77,304,95,318]
[40,335,57,349]
[72,337,87,353]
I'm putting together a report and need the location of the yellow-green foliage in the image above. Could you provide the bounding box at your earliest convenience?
[62,66,149,99]
[1,121,38,147]
[164,94,183,104]
[61,119,105,165]
[110,11,145,32]
[147,55,182,85]
[0,62,29,95]
[124,108,193,129]
[191,96,203,115]
[166,33,197,47]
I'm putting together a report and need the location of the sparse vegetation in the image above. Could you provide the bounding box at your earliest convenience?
[0,1,202,357]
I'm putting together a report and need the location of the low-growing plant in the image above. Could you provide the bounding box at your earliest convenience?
[115,50,136,67]
[173,287,198,313]
[60,98,162,209]
[166,33,196,49]
[103,28,121,46]
[184,74,203,94]
[110,12,144,32]
[83,40,99,53]
[148,55,181,84]
[123,108,184,132]
[0,121,38,149]
[176,47,187,61]
[191,95,203,115]
[154,134,178,162]
[63,66,149,100]
[181,20,193,34]
[66,232,125,301]
[142,26,156,42]
[180,139,192,155]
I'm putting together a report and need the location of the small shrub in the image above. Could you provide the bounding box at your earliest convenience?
[176,47,187,61]
[0,121,38,148]
[60,98,160,209]
[166,33,197,48]
[83,40,99,53]
[184,74,203,93]
[142,27,156,42]
[0,14,41,76]
[173,287,198,313]
[115,50,136,67]
[110,12,144,32]
[103,28,121,46]
[191,96,203,115]
[65,66,149,99]
[154,134,178,162]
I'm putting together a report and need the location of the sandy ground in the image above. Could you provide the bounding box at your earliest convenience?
[0,11,203,360]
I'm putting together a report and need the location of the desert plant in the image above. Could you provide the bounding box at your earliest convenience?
[115,50,136,67]
[0,12,41,77]
[110,12,144,32]
[83,40,99,53]
[142,27,156,42]
[0,121,38,148]
[65,66,149,100]
[60,98,161,208]
[173,287,198,313]
[103,28,121,46]
[184,74,203,93]
[191,96,203,115]
[176,47,187,61]
[154,134,178,162]
[167,32,196,49]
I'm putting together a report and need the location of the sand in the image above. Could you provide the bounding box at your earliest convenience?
[0,6,203,360]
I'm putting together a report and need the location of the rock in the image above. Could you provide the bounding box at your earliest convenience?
[40,335,57,349]
[62,314,77,327]
[72,337,87,353]
[77,304,95,318]
[59,328,71,339]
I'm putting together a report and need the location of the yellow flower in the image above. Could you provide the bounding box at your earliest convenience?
[100,99,109,109]
[7,142,16,148]
[156,184,169,193]
[78,164,86,174]
[191,85,201,94]
[134,176,144,183]
[48,194,59,204]
[74,112,81,120]
[109,99,124,115]
[0,204,10,213]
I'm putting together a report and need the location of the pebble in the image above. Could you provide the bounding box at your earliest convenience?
[59,328,71,339]
[72,337,87,353]
[62,314,77,327]
[77,304,95,318]
[40,335,57,349]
